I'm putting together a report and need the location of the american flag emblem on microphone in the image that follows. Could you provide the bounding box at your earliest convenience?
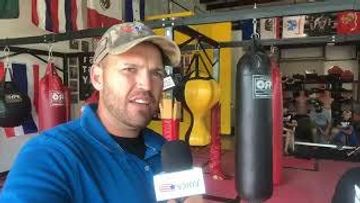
[159,184,176,192]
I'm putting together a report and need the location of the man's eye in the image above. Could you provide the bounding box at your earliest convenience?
[152,70,165,78]
[122,67,137,73]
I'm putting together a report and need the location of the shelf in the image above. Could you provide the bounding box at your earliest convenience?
[147,0,358,28]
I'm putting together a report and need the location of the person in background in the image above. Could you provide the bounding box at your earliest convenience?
[309,100,332,144]
[318,89,334,118]
[283,105,297,155]
[0,22,182,203]
[352,102,360,142]
[294,90,310,117]
[331,108,358,147]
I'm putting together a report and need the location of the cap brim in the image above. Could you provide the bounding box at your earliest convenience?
[109,35,181,67]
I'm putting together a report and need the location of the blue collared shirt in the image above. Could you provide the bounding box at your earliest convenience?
[0,104,165,203]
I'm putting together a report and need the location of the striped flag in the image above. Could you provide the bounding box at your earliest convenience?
[87,0,123,28]
[159,184,176,192]
[124,0,145,22]
[0,63,39,138]
[31,0,85,33]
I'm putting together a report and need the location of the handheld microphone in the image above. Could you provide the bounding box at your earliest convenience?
[153,140,206,202]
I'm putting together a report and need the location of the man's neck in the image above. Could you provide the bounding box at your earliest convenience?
[97,103,140,138]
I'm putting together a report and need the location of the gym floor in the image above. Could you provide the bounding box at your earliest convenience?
[195,136,360,203]
[1,136,359,202]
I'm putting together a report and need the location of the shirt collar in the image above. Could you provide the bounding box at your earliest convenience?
[80,104,164,158]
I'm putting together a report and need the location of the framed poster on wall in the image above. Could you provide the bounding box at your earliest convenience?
[79,54,94,100]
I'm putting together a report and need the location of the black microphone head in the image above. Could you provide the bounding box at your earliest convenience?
[161,140,193,173]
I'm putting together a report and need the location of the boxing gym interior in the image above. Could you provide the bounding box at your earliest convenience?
[1,0,360,202]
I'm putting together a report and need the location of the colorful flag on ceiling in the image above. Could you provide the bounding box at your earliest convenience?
[31,0,85,33]
[87,0,123,28]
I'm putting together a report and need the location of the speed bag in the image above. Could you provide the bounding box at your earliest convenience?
[38,63,68,131]
[235,40,273,201]
[0,81,31,127]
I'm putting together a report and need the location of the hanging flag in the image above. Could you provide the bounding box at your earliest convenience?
[87,0,123,28]
[0,0,19,19]
[124,0,145,22]
[32,0,85,33]
[0,63,39,138]
[337,11,360,35]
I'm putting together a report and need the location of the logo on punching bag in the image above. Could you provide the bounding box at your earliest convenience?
[253,75,272,99]
[50,90,65,106]
[5,94,23,103]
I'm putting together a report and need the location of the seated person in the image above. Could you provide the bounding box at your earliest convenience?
[351,102,360,142]
[309,101,331,144]
[283,107,297,155]
[331,109,358,146]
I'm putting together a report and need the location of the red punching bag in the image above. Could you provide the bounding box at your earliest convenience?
[271,57,283,185]
[38,63,70,131]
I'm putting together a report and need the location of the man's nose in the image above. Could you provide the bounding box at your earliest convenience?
[137,70,151,90]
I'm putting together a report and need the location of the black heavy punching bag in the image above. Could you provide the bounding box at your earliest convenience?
[235,40,273,202]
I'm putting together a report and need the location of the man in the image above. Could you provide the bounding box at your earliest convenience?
[283,106,297,155]
[294,90,309,117]
[0,22,181,203]
[309,101,332,144]
[331,108,358,147]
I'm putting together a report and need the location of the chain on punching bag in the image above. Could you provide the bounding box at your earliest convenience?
[235,39,273,201]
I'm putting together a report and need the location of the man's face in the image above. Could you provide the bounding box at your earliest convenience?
[315,105,322,113]
[98,42,164,130]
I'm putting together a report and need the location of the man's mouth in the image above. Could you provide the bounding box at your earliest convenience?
[133,98,150,105]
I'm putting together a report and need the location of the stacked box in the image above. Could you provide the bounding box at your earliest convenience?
[282,15,307,38]
[260,17,280,39]
[305,13,336,36]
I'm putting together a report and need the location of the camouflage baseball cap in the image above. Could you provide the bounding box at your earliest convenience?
[93,22,181,67]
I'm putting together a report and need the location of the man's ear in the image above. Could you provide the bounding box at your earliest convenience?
[90,64,103,91]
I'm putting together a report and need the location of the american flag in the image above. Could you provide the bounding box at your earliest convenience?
[159,184,176,192]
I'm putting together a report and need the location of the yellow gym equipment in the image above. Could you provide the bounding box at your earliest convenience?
[184,53,220,146]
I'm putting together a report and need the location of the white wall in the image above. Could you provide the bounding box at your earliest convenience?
[0,0,84,172]
[0,0,89,53]
[0,54,63,172]
[145,0,207,17]
[231,30,245,127]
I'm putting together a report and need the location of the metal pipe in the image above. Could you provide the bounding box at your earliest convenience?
[294,141,356,150]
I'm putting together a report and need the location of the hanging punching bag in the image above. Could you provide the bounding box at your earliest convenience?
[38,63,69,131]
[0,65,32,127]
[271,56,283,186]
[235,40,273,201]
[184,53,220,146]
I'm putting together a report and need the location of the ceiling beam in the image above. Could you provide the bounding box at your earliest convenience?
[199,0,219,3]
[205,0,276,10]
[147,0,357,28]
